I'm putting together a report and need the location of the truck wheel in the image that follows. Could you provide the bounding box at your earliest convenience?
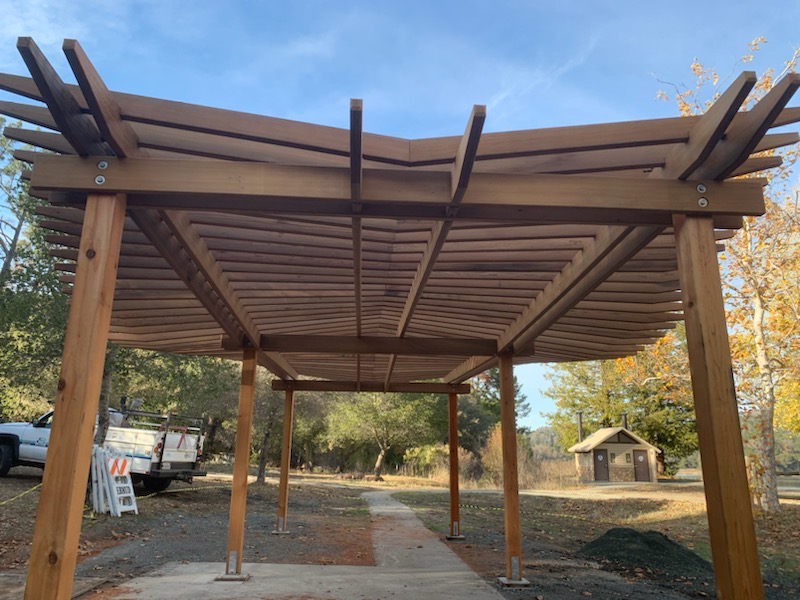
[142,477,171,493]
[0,444,12,477]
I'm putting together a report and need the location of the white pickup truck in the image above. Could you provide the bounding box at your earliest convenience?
[0,408,206,492]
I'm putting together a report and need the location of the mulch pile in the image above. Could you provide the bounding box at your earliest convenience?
[579,527,715,594]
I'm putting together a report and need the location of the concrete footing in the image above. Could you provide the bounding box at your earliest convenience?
[498,576,531,587]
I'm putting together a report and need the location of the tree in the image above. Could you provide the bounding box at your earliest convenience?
[658,38,800,510]
[0,123,68,421]
[326,392,442,477]
[470,367,530,421]
[544,326,697,474]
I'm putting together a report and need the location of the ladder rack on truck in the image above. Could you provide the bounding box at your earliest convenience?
[105,409,207,492]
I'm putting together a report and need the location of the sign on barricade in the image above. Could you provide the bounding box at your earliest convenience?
[91,445,138,517]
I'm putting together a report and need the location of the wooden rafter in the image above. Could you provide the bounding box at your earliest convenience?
[383,105,485,387]
[350,99,363,386]
[15,38,111,157]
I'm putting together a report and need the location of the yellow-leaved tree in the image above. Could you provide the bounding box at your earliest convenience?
[659,38,800,511]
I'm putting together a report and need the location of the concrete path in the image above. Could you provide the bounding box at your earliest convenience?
[100,490,504,599]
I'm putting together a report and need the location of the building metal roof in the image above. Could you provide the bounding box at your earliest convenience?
[568,427,661,453]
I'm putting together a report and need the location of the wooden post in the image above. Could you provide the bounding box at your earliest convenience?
[222,348,257,577]
[498,353,528,586]
[447,392,465,540]
[274,388,295,533]
[24,194,126,600]
[674,215,764,600]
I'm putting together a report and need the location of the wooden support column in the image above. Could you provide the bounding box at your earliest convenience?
[498,352,529,586]
[24,194,126,600]
[447,392,465,540]
[222,348,257,578]
[274,388,295,533]
[674,215,763,600]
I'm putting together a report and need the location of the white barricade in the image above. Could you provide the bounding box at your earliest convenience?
[91,445,138,517]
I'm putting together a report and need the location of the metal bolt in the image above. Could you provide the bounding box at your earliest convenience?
[696,183,707,193]
[95,175,106,185]
[698,197,709,207]
[97,160,109,170]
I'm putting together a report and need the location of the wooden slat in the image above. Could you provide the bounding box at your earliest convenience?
[3,127,75,153]
[445,225,662,382]
[0,100,58,129]
[157,210,297,379]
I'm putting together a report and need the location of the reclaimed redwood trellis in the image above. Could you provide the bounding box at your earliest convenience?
[2,37,798,600]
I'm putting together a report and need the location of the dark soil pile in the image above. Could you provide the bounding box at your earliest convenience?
[579,527,715,594]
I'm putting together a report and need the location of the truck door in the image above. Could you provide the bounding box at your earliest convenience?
[19,412,53,463]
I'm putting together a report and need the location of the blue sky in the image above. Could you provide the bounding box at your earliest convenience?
[1,1,798,428]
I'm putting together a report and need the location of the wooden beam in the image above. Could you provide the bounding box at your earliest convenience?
[272,380,471,394]
[384,106,485,387]
[275,389,295,532]
[24,194,126,600]
[498,353,527,585]
[351,99,363,340]
[16,37,110,157]
[445,225,663,382]
[659,71,756,180]
[30,156,767,221]
[673,215,763,599]
[63,39,141,158]
[447,392,465,540]
[693,73,800,181]
[452,105,486,203]
[224,348,257,576]
[246,335,496,356]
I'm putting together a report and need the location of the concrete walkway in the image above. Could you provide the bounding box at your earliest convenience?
[101,490,504,599]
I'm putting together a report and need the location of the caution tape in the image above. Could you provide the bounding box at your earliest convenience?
[136,483,233,501]
[0,482,42,506]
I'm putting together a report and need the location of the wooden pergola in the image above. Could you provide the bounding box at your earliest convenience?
[2,37,798,599]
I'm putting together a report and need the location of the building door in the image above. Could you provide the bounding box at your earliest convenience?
[593,449,609,481]
[633,449,650,481]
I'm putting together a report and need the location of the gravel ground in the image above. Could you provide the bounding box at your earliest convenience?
[2,468,799,599]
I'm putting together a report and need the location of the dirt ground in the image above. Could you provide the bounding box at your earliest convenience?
[2,467,799,599]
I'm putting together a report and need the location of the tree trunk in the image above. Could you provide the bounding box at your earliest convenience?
[750,291,781,512]
[205,416,221,455]
[256,428,271,485]
[374,445,388,478]
[656,452,666,476]
[0,216,24,282]
[93,345,117,445]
